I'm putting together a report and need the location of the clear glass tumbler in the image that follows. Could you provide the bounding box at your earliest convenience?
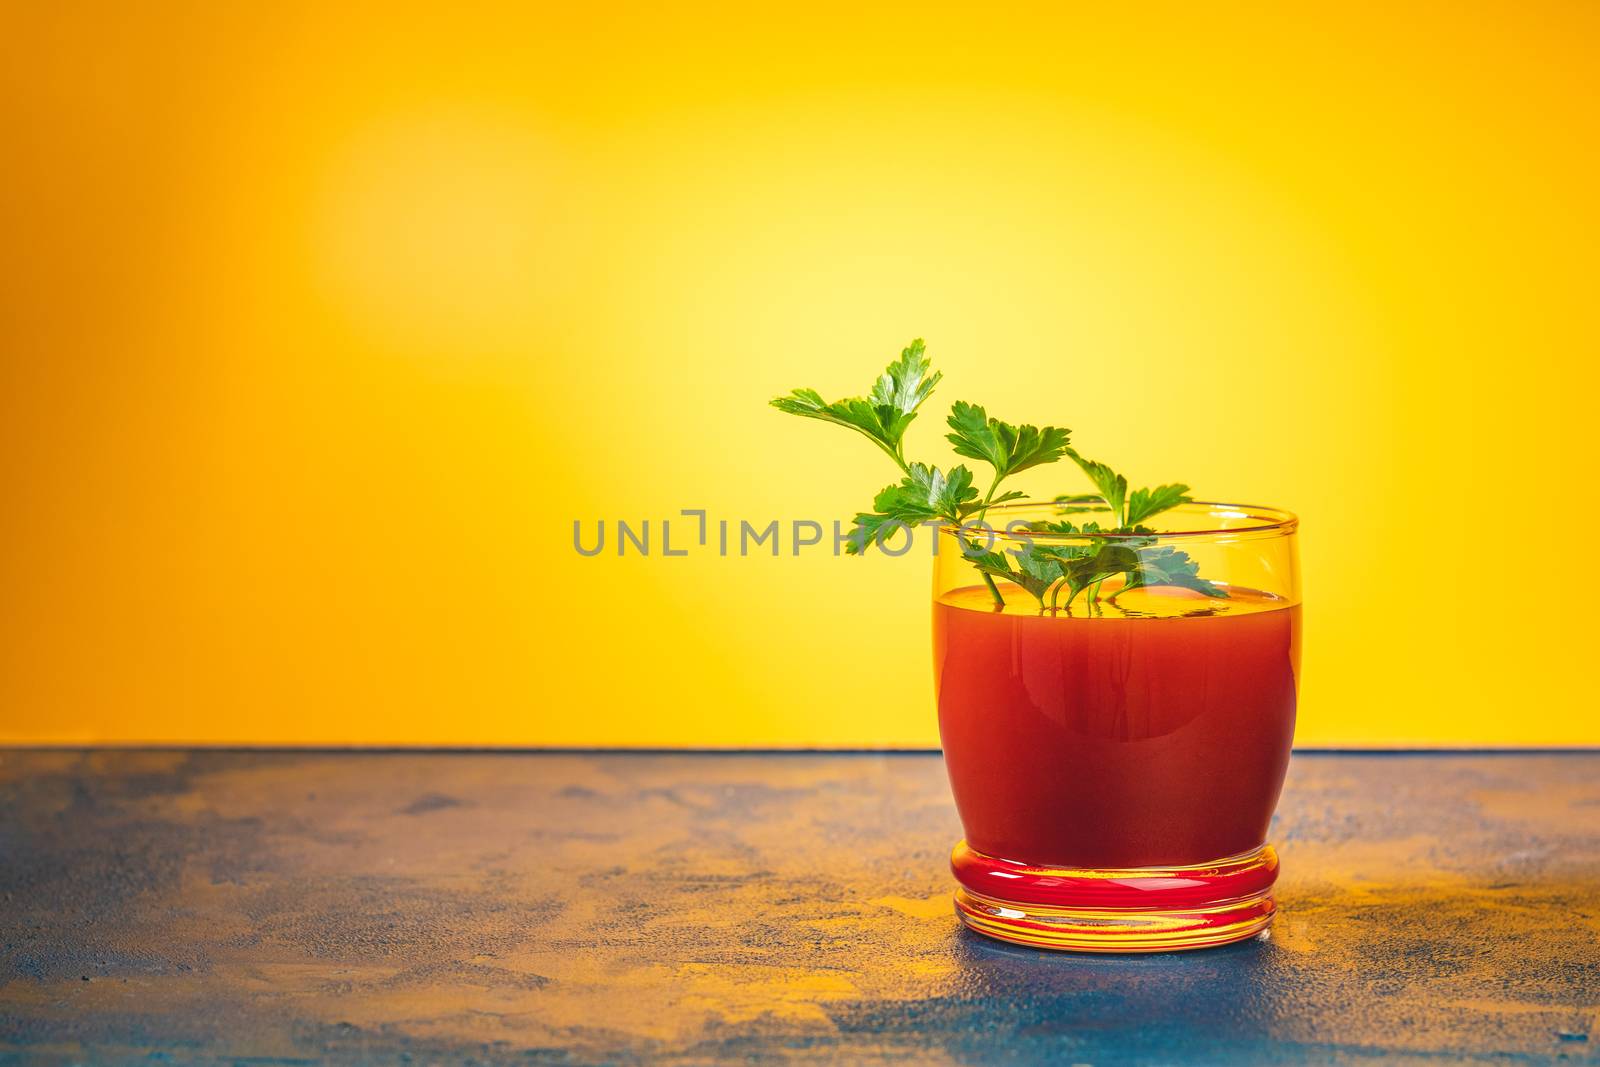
[933,502,1301,951]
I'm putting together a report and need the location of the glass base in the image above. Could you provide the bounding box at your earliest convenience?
[951,841,1278,953]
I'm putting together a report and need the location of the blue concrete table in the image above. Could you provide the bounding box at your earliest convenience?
[1,751,1596,1064]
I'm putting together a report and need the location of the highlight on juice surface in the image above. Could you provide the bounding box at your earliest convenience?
[772,340,1301,952]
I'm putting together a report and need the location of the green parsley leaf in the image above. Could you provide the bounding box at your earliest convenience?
[1124,546,1230,598]
[868,338,941,420]
[946,401,1072,480]
[847,463,978,553]
[1065,450,1128,525]
[1126,483,1191,526]
[771,339,942,467]
[961,542,1016,580]
[904,462,979,521]
[970,544,1057,605]
[1059,543,1142,605]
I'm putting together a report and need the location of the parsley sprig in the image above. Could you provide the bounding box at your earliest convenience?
[772,340,1226,611]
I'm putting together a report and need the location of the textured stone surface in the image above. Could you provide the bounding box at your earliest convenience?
[1,751,1597,1065]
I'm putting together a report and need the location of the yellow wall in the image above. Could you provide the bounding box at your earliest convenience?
[3,3,1596,747]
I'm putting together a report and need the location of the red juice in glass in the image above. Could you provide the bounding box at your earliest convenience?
[935,586,1299,868]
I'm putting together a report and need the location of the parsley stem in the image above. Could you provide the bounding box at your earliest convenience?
[971,474,1009,608]
[977,475,1004,516]
[879,442,912,477]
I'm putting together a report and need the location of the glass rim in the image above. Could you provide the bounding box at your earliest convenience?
[937,500,1299,542]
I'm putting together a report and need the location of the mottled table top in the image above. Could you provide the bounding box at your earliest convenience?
[1,751,1597,1065]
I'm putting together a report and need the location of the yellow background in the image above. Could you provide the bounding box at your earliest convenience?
[3,3,1596,747]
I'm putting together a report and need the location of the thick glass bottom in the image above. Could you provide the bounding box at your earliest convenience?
[951,841,1278,953]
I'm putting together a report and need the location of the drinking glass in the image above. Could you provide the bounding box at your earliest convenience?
[933,502,1301,951]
